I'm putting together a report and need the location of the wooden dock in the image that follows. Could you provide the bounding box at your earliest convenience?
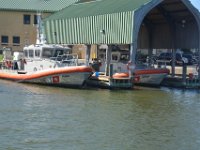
[162,76,200,88]
[159,65,199,88]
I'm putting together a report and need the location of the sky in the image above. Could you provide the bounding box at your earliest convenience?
[190,0,200,11]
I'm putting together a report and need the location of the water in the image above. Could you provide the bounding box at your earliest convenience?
[0,80,200,150]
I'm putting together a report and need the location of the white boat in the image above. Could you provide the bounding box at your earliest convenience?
[112,66,169,86]
[97,49,169,86]
[0,13,92,87]
[0,44,93,87]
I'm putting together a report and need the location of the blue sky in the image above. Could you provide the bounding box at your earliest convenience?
[190,0,200,11]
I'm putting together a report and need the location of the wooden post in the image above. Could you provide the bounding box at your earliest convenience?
[85,45,91,66]
[148,27,153,67]
[171,49,176,77]
[182,63,187,83]
[148,48,153,66]
[109,64,113,77]
[130,42,137,78]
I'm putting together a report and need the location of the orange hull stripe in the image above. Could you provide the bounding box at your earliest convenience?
[113,69,169,78]
[0,66,92,81]
[135,69,170,75]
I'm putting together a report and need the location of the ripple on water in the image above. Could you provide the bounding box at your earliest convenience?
[0,80,200,150]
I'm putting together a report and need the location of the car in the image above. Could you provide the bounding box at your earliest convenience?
[194,52,199,61]
[156,52,188,66]
[182,53,197,65]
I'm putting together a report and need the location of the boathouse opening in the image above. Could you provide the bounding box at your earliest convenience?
[137,0,199,55]
[135,0,200,80]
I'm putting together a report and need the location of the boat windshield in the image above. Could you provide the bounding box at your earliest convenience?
[29,49,34,58]
[42,48,70,59]
[42,48,54,58]
[35,49,41,58]
[24,50,28,57]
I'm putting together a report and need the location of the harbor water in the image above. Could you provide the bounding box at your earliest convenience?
[0,80,200,150]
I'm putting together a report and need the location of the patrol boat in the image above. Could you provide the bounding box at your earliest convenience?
[0,45,92,87]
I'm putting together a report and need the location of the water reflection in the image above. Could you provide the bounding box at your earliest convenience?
[0,80,200,149]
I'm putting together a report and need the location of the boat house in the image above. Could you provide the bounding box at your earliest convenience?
[43,0,200,83]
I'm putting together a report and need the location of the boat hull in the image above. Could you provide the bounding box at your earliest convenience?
[113,68,169,86]
[134,73,167,86]
[0,66,92,87]
[25,72,92,87]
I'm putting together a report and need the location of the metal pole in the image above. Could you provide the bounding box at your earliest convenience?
[148,28,153,67]
[171,49,176,77]
[105,45,111,76]
[85,45,91,66]
[182,63,187,83]
[109,64,113,77]
[130,42,137,78]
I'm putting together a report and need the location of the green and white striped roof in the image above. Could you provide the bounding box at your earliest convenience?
[0,0,79,12]
[44,0,151,44]
[44,0,200,45]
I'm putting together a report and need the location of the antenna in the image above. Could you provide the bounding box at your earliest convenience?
[36,12,46,45]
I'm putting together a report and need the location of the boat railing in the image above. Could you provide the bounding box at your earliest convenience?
[50,53,79,66]
[155,60,168,68]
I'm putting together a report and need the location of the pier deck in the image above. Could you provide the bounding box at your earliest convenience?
[160,65,200,88]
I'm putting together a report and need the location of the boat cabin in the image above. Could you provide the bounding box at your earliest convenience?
[23,44,72,60]
[21,44,79,72]
[97,49,130,73]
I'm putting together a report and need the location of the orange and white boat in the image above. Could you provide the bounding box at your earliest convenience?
[0,44,92,87]
[0,13,92,87]
[113,67,170,86]
[97,49,169,86]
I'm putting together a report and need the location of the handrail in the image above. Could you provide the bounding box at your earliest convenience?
[51,53,79,66]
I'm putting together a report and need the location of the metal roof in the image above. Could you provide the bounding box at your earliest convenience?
[0,0,79,12]
[44,0,152,44]
[45,0,151,19]
[44,0,200,45]
[45,11,133,44]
